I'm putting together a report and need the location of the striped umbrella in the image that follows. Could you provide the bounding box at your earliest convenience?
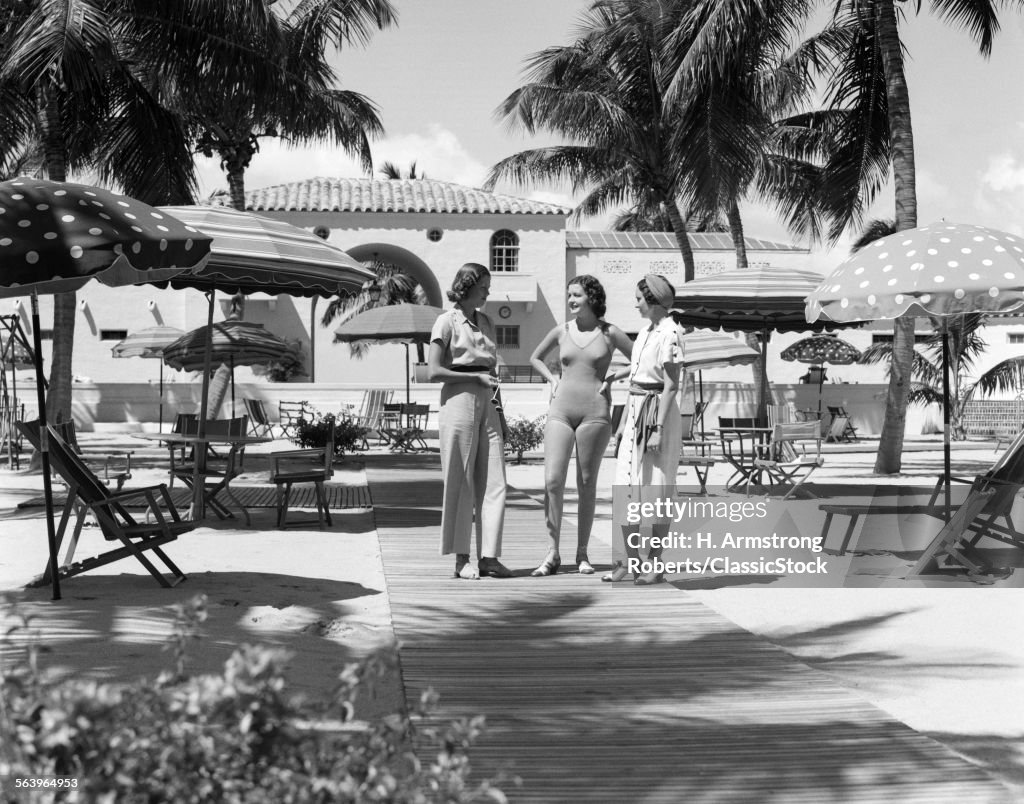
[680,330,759,436]
[149,206,372,519]
[333,303,445,402]
[780,334,862,419]
[111,326,186,432]
[163,320,295,417]
[672,267,861,423]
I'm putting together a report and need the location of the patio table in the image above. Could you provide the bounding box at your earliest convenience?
[133,432,271,523]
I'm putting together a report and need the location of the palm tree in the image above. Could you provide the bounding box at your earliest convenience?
[380,161,425,180]
[487,1,701,280]
[0,2,276,424]
[321,259,428,359]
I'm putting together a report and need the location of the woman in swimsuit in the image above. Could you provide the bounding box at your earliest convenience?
[528,275,634,576]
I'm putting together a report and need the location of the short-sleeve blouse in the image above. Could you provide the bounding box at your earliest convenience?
[430,307,498,369]
[628,317,683,385]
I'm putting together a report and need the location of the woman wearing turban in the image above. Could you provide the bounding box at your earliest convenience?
[603,274,684,584]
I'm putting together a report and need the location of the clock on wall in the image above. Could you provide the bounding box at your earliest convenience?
[498,305,512,319]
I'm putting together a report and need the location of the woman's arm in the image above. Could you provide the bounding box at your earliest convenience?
[427,341,497,388]
[529,326,562,389]
[646,361,680,453]
[602,324,635,386]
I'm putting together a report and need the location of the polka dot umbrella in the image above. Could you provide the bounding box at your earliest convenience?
[780,334,862,419]
[806,221,1024,509]
[0,178,212,600]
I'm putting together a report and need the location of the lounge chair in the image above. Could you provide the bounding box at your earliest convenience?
[826,405,859,442]
[344,389,394,449]
[279,400,316,441]
[17,421,190,588]
[243,398,276,438]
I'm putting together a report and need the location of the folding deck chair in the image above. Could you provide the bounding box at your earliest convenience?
[818,429,1024,579]
[345,389,394,449]
[243,399,276,438]
[279,401,315,441]
[826,405,859,442]
[748,420,824,500]
[17,421,190,588]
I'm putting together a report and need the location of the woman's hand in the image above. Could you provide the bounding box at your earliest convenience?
[599,379,612,397]
[646,431,662,452]
[478,373,499,390]
[549,378,560,398]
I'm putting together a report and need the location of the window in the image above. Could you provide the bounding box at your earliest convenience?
[871,333,931,345]
[495,325,519,349]
[490,229,519,272]
[1009,333,1024,344]
[100,329,129,341]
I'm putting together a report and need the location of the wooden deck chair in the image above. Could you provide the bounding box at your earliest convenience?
[749,420,824,500]
[826,405,859,442]
[269,418,335,529]
[388,403,430,452]
[243,399,275,438]
[679,412,716,496]
[345,388,394,448]
[170,417,250,525]
[17,421,189,588]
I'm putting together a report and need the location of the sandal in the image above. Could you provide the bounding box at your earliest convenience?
[531,552,561,577]
[454,554,479,580]
[576,552,595,575]
[601,562,630,583]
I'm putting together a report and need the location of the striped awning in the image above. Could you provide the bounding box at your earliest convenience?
[672,268,850,333]
[681,330,759,370]
[334,303,446,344]
[110,326,186,360]
[155,206,373,298]
[162,320,293,372]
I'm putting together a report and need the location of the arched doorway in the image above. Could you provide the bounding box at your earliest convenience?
[346,243,443,307]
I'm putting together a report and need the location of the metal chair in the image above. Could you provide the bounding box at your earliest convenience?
[279,401,315,441]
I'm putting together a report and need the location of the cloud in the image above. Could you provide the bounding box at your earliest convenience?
[972,151,1024,235]
[193,124,491,198]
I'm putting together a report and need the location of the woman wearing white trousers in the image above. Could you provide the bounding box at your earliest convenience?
[428,263,512,580]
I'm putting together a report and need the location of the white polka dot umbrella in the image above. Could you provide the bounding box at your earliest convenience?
[0,178,213,601]
[805,221,1024,508]
[780,334,862,419]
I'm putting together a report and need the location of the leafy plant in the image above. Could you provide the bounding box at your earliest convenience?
[292,412,368,458]
[0,594,513,803]
[504,416,546,464]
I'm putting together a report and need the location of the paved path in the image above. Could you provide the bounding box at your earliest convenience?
[365,453,1012,803]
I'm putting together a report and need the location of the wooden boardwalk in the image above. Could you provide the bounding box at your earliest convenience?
[366,453,1011,803]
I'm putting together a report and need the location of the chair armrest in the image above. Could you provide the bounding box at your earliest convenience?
[270,448,325,473]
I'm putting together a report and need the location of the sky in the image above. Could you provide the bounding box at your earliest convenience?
[192,1,1024,266]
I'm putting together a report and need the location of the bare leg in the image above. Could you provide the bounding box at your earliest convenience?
[542,417,577,556]
[573,419,612,561]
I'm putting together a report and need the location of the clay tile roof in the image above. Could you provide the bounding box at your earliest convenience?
[565,231,805,252]
[240,177,571,216]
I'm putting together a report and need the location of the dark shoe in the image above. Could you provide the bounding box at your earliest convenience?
[531,552,561,577]
[454,554,479,580]
[601,562,630,582]
[634,571,665,586]
[479,557,513,578]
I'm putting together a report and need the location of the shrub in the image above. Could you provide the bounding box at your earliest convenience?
[504,415,545,464]
[292,411,368,459]
[0,594,513,803]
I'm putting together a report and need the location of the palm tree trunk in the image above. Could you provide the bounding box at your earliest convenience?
[664,200,696,282]
[874,0,918,474]
[207,366,231,419]
[727,200,748,269]
[39,88,75,425]
[225,165,247,319]
[725,200,762,396]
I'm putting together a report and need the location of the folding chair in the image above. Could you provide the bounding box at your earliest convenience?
[279,401,315,441]
[344,389,394,448]
[17,421,190,588]
[269,418,335,529]
[678,412,716,495]
[749,420,824,500]
[377,403,404,447]
[243,399,275,438]
[826,405,859,442]
[388,403,430,452]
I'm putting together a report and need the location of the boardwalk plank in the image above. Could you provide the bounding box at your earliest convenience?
[366,453,1010,803]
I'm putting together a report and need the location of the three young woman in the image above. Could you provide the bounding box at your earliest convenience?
[430,268,682,582]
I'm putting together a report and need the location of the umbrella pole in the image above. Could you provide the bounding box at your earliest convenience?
[758,327,769,425]
[230,354,235,418]
[818,367,824,420]
[190,290,217,520]
[31,291,60,600]
[405,343,411,404]
[698,370,706,438]
[942,322,952,521]
[158,361,164,434]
